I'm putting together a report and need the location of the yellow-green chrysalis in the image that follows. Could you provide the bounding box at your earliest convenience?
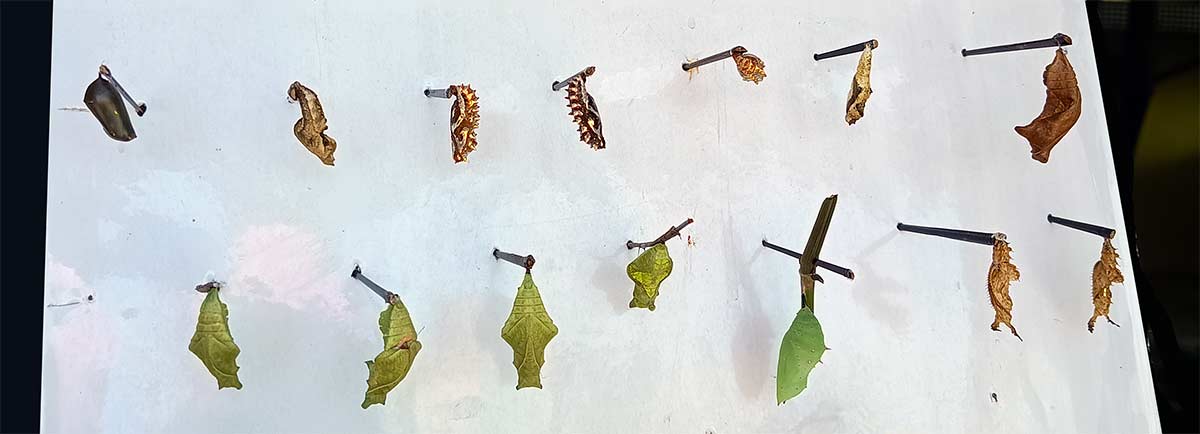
[189,283,243,390]
[501,272,558,389]
[362,297,421,409]
[626,243,674,310]
[776,308,825,404]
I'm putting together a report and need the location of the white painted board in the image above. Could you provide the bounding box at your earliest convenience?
[42,0,1159,432]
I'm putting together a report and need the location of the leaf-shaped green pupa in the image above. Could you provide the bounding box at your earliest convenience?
[501,272,558,389]
[627,243,674,311]
[189,289,243,390]
[777,308,825,405]
[362,298,421,409]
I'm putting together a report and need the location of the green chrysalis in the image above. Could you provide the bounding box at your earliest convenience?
[776,307,825,405]
[501,272,558,389]
[362,297,421,409]
[189,286,243,390]
[626,243,674,310]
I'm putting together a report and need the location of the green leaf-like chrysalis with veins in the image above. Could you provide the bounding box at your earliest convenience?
[362,298,421,409]
[627,243,674,310]
[189,288,243,390]
[777,308,825,405]
[501,273,558,389]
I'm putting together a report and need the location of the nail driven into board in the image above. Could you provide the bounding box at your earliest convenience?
[762,239,856,280]
[99,65,147,116]
[682,46,746,71]
[1047,214,1117,239]
[493,248,536,271]
[961,33,1072,57]
[813,39,879,61]
[896,222,1004,246]
[424,88,452,98]
[626,218,694,249]
[351,265,397,303]
[552,67,595,91]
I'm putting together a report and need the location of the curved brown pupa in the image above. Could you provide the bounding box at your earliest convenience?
[732,47,766,84]
[563,67,605,150]
[987,240,1021,340]
[448,84,480,163]
[845,44,874,125]
[1089,238,1124,332]
[1015,48,1080,163]
[288,81,337,166]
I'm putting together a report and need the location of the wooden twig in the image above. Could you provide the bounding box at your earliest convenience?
[626,218,694,249]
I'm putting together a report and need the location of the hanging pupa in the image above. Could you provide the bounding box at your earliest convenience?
[351,266,421,409]
[188,282,243,390]
[1015,48,1081,163]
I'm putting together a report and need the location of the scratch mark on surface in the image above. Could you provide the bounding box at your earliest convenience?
[58,107,89,112]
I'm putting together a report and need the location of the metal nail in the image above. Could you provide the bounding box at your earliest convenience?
[814,39,879,61]
[962,33,1072,57]
[493,248,536,271]
[896,222,1003,246]
[761,239,856,280]
[682,46,746,71]
[351,265,397,303]
[1047,214,1116,239]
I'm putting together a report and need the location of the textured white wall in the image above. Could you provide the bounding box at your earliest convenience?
[41,0,1159,432]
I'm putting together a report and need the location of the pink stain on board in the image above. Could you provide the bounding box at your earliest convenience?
[228,224,350,320]
[43,256,116,433]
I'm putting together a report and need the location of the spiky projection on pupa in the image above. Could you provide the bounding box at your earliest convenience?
[987,240,1022,340]
[731,47,766,84]
[288,81,337,166]
[562,67,605,150]
[1089,238,1124,332]
[448,84,480,163]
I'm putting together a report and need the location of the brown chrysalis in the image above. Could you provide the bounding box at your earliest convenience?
[563,67,605,150]
[845,44,874,125]
[1089,238,1124,332]
[987,240,1021,340]
[448,84,480,163]
[287,81,337,166]
[1015,48,1080,163]
[732,47,766,84]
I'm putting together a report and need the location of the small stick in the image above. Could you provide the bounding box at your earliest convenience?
[626,218,694,249]
[424,88,452,98]
[962,33,1072,57]
[896,223,1003,246]
[493,248,536,271]
[1047,214,1116,239]
[682,46,746,71]
[351,265,397,304]
[761,240,856,280]
[98,65,147,116]
[813,39,879,61]
[552,66,596,91]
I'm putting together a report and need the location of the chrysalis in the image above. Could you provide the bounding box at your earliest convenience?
[1089,238,1124,332]
[845,44,874,125]
[732,48,766,84]
[448,84,480,163]
[288,81,338,166]
[626,243,674,311]
[362,296,421,409]
[188,282,243,390]
[501,272,558,389]
[987,240,1022,340]
[563,67,605,150]
[1015,48,1081,163]
[776,308,825,405]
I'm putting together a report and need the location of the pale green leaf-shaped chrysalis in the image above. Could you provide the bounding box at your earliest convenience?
[627,243,674,310]
[777,307,825,405]
[501,272,558,389]
[362,297,421,409]
[189,287,243,390]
